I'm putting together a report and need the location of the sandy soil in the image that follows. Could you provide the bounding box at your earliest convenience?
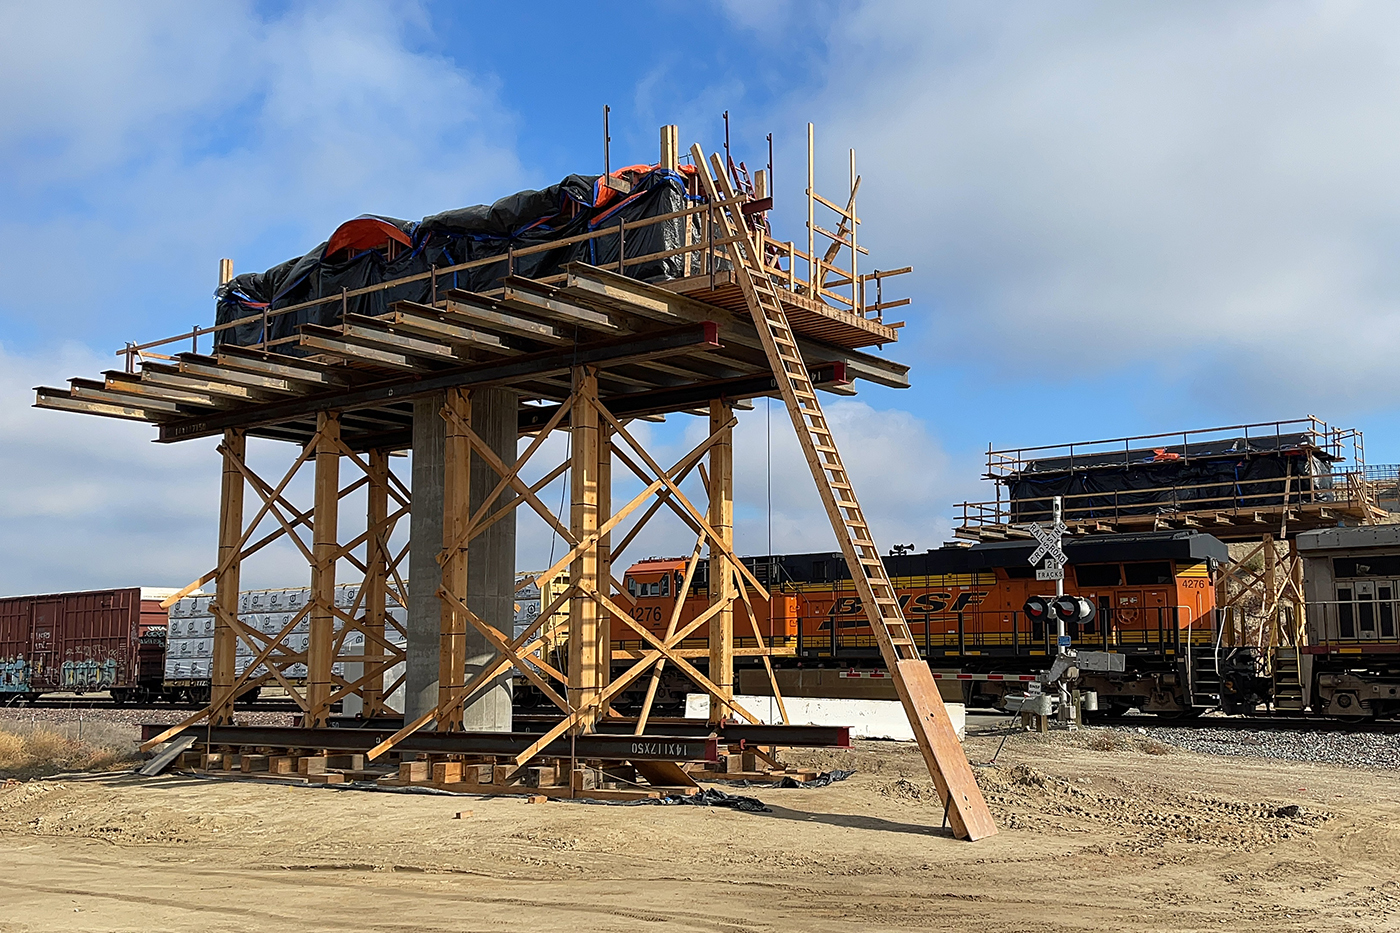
[1,725,1397,933]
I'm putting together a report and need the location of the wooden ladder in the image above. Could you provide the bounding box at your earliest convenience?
[691,146,997,841]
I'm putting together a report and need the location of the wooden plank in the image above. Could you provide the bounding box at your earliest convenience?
[103,371,240,409]
[381,305,519,352]
[138,363,284,402]
[442,291,567,342]
[34,387,167,423]
[214,345,357,387]
[176,356,308,395]
[69,378,183,413]
[298,332,429,371]
[501,277,621,332]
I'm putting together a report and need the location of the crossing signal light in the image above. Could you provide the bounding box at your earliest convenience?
[1023,595,1098,640]
[1023,596,1052,639]
[1052,595,1097,635]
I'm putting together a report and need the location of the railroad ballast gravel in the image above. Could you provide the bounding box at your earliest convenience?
[1105,723,1400,770]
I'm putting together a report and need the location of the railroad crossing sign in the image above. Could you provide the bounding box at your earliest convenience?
[1026,520,1067,568]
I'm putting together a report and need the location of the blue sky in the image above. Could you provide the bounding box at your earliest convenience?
[3,1,1400,593]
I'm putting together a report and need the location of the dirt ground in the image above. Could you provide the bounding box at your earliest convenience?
[1,722,1397,933]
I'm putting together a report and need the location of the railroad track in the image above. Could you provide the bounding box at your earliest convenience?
[967,708,1400,734]
[5,696,307,713]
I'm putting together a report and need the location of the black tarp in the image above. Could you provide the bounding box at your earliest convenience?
[1002,442,1333,523]
[214,167,704,350]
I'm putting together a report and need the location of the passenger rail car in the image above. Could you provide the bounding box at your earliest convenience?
[610,531,1236,716]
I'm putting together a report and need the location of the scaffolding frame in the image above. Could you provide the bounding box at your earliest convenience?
[38,125,995,838]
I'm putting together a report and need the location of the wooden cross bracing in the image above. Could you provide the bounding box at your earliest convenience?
[142,418,412,750]
[363,365,781,764]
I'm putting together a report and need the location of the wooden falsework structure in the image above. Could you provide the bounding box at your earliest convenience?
[36,125,994,839]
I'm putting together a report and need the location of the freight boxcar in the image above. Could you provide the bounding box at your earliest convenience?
[0,587,177,704]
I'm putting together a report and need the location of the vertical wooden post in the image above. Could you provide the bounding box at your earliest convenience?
[211,429,245,724]
[806,122,816,293]
[596,420,613,715]
[708,399,735,721]
[659,124,679,170]
[439,388,471,730]
[569,367,601,730]
[848,148,858,312]
[218,258,233,287]
[1263,534,1277,648]
[1289,539,1306,646]
[307,412,341,726]
[362,448,390,717]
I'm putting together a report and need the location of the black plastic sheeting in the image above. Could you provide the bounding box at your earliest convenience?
[1016,432,1337,474]
[714,768,856,789]
[568,786,772,812]
[214,167,704,350]
[1004,448,1332,523]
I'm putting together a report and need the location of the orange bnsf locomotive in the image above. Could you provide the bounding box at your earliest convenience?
[606,530,1238,717]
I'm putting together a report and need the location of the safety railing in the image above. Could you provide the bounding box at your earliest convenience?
[795,605,1196,659]
[983,418,1362,478]
[954,468,1375,530]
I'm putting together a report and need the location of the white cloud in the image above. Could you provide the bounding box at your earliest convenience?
[746,2,1400,414]
[0,344,219,594]
[0,1,523,343]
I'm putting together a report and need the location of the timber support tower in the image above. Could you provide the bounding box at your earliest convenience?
[36,124,996,840]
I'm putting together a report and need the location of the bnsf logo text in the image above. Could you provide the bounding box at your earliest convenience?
[821,591,987,627]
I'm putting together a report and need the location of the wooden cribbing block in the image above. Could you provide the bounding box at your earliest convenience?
[720,753,744,774]
[399,760,429,783]
[200,752,226,771]
[268,756,297,775]
[325,753,365,771]
[571,768,597,792]
[453,810,473,820]
[306,773,346,784]
[240,754,270,773]
[298,757,329,775]
[523,765,559,788]
[432,762,464,784]
[741,751,759,772]
[461,764,494,784]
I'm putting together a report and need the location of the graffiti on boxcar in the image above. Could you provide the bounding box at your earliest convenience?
[59,648,122,690]
[0,655,32,692]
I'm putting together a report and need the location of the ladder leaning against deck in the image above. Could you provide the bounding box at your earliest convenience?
[690,143,997,841]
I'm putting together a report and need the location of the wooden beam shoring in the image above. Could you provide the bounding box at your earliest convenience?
[708,399,735,721]
[307,411,341,726]
[210,429,245,725]
[568,366,602,732]
[438,388,471,730]
[362,448,390,716]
